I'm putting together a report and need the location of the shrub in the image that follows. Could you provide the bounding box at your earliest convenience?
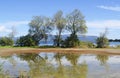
[96,36,109,48]
[79,41,95,48]
[53,35,63,47]
[16,35,36,47]
[61,34,80,48]
[0,37,13,46]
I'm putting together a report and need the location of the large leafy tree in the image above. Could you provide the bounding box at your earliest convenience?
[29,16,52,45]
[63,9,87,47]
[66,9,87,35]
[53,10,66,46]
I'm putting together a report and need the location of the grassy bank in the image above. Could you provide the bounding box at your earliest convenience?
[0,46,120,56]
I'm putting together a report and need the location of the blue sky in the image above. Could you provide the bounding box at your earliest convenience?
[0,0,120,39]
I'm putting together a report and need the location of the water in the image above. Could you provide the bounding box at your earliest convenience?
[109,42,120,47]
[39,41,120,47]
[0,52,120,78]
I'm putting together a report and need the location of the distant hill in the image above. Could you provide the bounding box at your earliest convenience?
[78,35,98,43]
[0,35,97,45]
[40,35,98,45]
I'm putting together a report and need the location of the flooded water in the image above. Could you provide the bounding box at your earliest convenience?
[0,52,120,78]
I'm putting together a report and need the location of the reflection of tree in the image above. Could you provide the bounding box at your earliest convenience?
[53,53,88,78]
[54,53,65,77]
[19,53,54,78]
[65,53,80,66]
[19,53,45,63]
[68,62,88,78]
[63,53,88,78]
[96,55,109,65]
[54,53,64,66]
[0,63,4,77]
[18,53,88,78]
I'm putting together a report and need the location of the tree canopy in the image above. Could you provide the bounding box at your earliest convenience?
[29,16,53,45]
[66,9,87,35]
[53,10,66,46]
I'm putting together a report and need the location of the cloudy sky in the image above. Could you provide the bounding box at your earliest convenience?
[0,0,120,39]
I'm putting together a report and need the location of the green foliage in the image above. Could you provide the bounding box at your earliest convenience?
[39,45,57,48]
[96,28,109,48]
[29,16,53,45]
[62,34,80,48]
[53,10,66,46]
[53,35,63,47]
[16,35,36,47]
[96,55,109,65]
[96,36,109,48]
[61,9,87,48]
[61,34,95,48]
[66,9,87,35]
[79,41,95,48]
[0,37,13,46]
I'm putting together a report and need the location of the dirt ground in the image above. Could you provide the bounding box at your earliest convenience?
[0,48,120,56]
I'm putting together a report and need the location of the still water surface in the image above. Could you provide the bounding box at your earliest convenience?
[0,52,120,78]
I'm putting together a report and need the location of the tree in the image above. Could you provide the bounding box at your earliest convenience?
[29,16,53,45]
[16,35,35,47]
[0,37,13,46]
[63,9,87,47]
[96,28,109,48]
[62,34,80,47]
[53,10,66,46]
[9,26,17,39]
[66,9,87,35]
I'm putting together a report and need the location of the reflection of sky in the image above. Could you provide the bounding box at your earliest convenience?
[0,53,120,77]
[0,55,29,76]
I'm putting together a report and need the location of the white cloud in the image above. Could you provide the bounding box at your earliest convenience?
[0,26,11,33]
[0,21,29,27]
[97,5,120,12]
[87,20,120,28]
[0,21,29,33]
[86,20,120,38]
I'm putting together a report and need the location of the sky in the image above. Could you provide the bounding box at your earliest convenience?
[0,0,120,39]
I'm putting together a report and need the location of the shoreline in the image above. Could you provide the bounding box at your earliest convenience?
[0,48,120,56]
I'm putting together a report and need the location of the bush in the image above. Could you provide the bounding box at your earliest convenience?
[0,37,13,46]
[16,35,36,47]
[96,29,109,48]
[61,34,80,48]
[96,36,109,48]
[53,35,63,47]
[79,41,95,48]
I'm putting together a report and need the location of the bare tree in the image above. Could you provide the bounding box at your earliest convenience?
[9,26,17,39]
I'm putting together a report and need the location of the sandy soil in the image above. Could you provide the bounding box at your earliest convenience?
[0,48,120,56]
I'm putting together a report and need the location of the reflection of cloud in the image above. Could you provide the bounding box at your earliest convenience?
[87,20,120,28]
[97,5,120,12]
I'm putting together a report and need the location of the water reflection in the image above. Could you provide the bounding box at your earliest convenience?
[96,55,109,65]
[65,53,80,66]
[0,52,119,78]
